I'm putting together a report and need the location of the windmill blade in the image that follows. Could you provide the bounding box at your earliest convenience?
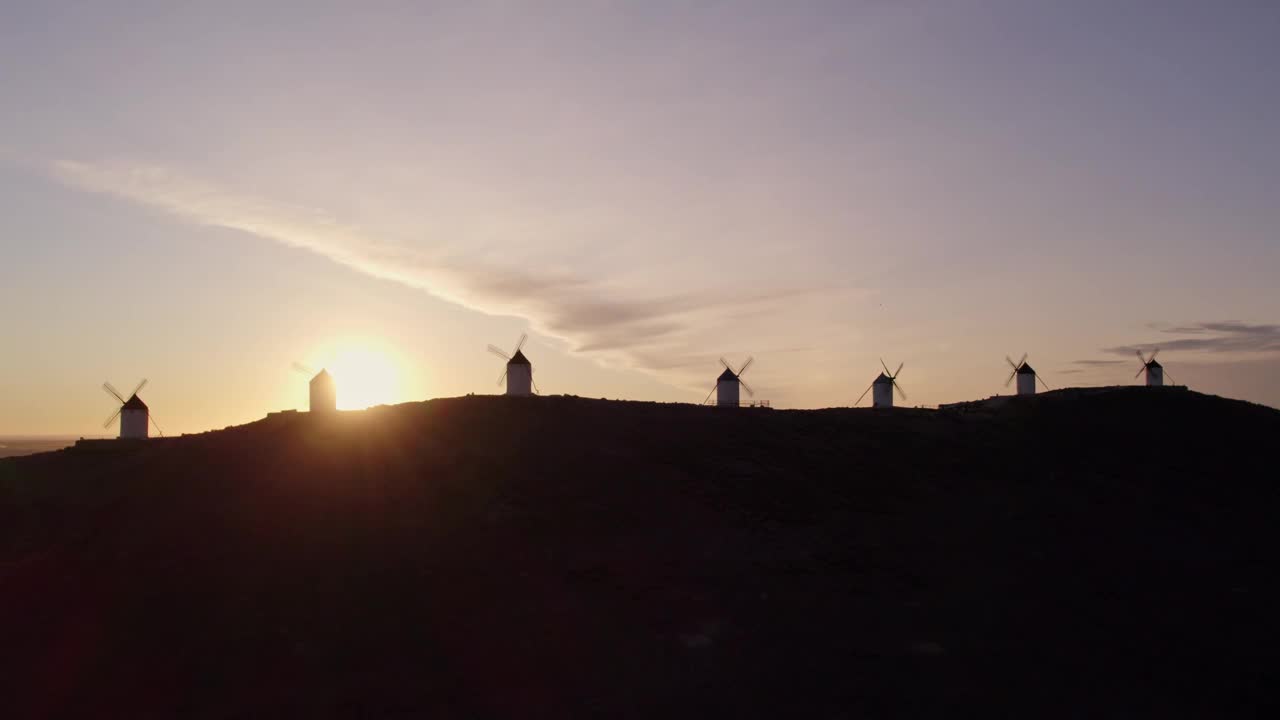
[702,383,718,405]
[102,382,125,404]
[894,362,904,378]
[855,382,875,406]
[893,380,908,401]
[1036,374,1051,390]
[149,413,165,437]
[1162,368,1176,385]
[531,376,541,395]
[1135,366,1146,379]
[1005,369,1017,387]
[1018,353,1028,368]
[496,368,508,387]
[513,332,528,354]
[292,361,315,376]
[131,379,148,397]
[1149,348,1159,362]
[103,407,122,429]
[1135,349,1147,365]
[1006,355,1016,369]
[738,377,755,397]
[720,356,733,372]
[738,356,754,377]
[487,344,510,360]
[881,358,893,376]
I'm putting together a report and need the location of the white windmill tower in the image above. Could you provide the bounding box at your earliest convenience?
[293,362,337,412]
[703,356,754,407]
[102,379,163,439]
[488,333,538,396]
[856,359,907,408]
[1005,354,1049,396]
[1135,349,1170,387]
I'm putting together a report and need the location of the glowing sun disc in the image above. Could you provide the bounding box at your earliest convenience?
[322,345,402,410]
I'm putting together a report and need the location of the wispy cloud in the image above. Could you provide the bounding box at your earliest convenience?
[1056,358,1131,377]
[1103,321,1280,356]
[49,158,840,388]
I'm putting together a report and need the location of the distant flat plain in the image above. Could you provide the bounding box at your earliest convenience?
[0,437,82,458]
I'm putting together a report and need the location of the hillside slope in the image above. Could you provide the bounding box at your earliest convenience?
[2,389,1279,718]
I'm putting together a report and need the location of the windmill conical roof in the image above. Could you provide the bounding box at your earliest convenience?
[509,349,531,365]
[1017,362,1036,374]
[873,372,893,384]
[310,368,333,385]
[122,394,148,411]
[1146,359,1163,368]
[717,368,737,382]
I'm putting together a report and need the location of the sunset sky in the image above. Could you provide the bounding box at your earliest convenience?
[2,1,1278,435]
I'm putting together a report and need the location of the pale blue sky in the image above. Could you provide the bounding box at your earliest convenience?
[2,1,1278,434]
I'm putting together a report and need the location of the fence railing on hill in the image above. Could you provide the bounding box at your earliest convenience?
[712,400,770,408]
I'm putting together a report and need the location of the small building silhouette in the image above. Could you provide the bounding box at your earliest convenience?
[310,369,337,412]
[872,373,895,408]
[1016,362,1038,395]
[506,350,533,396]
[716,368,739,407]
[120,394,149,439]
[1143,358,1164,387]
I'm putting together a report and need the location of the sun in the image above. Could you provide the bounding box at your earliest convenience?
[320,343,403,411]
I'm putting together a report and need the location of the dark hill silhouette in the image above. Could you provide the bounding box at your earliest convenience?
[2,388,1278,718]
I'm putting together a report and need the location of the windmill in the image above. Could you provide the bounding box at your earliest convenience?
[488,333,538,396]
[1005,354,1050,395]
[855,359,907,408]
[1135,349,1171,387]
[102,379,162,439]
[703,356,754,407]
[293,362,336,412]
